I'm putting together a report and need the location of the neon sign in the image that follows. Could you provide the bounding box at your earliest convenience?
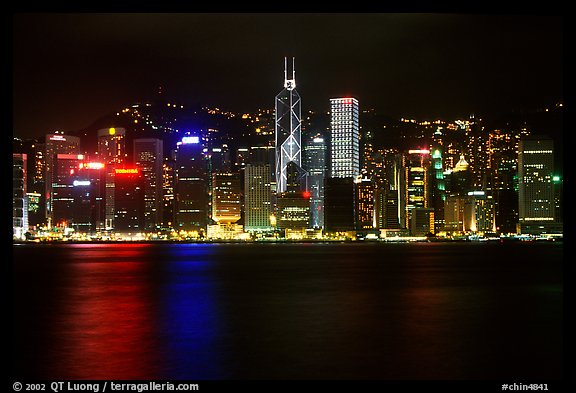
[115,168,139,174]
[181,136,199,144]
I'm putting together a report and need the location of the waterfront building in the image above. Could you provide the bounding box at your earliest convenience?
[330,97,360,178]
[44,133,80,227]
[324,177,355,232]
[174,136,209,234]
[244,164,273,232]
[212,172,241,224]
[275,57,303,193]
[355,176,375,230]
[13,153,28,239]
[134,138,164,230]
[518,136,559,234]
[303,135,327,228]
[410,207,435,236]
[113,167,145,232]
[403,149,431,229]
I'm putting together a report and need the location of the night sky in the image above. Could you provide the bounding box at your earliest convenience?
[13,13,563,139]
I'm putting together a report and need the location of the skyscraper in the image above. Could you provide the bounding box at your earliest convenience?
[303,135,327,228]
[52,153,85,229]
[45,133,80,227]
[98,127,126,165]
[518,136,556,234]
[244,164,273,232]
[403,149,431,229]
[174,136,208,234]
[113,168,145,232]
[212,172,241,224]
[324,177,355,232]
[72,161,106,232]
[355,176,375,230]
[330,97,359,178]
[275,57,303,193]
[13,153,28,239]
[430,147,446,232]
[134,138,164,230]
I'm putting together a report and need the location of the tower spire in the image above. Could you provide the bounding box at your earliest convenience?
[284,57,296,90]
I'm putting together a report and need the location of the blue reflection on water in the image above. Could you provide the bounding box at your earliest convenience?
[158,244,224,379]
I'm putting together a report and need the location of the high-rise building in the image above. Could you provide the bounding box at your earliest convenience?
[330,97,359,178]
[15,139,46,228]
[444,195,476,233]
[403,149,431,229]
[355,176,375,230]
[174,136,208,234]
[134,138,164,230]
[71,162,106,232]
[275,57,303,193]
[468,190,496,233]
[373,150,403,229]
[244,164,273,232]
[303,135,327,228]
[518,136,557,234]
[212,172,241,224]
[161,158,176,230]
[113,168,145,232]
[98,127,126,165]
[52,153,85,229]
[324,177,355,232]
[276,191,311,232]
[381,189,401,229]
[446,154,473,196]
[13,153,28,239]
[44,133,80,227]
[410,207,435,236]
[430,147,446,232]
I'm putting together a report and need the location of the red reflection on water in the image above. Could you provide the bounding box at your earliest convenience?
[54,244,160,379]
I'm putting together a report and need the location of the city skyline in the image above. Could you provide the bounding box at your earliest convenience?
[13,13,562,139]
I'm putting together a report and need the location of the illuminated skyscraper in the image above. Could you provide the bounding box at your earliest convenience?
[355,176,375,230]
[113,168,145,232]
[134,138,163,230]
[403,149,431,229]
[72,162,106,232]
[430,147,446,232]
[52,153,85,229]
[175,136,208,234]
[303,135,327,228]
[212,172,241,224]
[468,190,496,233]
[518,136,556,234]
[44,133,80,227]
[275,57,302,193]
[244,164,273,232]
[13,153,28,239]
[330,97,359,178]
[98,127,126,165]
[448,154,473,196]
[444,195,476,233]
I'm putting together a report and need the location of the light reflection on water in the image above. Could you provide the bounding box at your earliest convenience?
[12,242,563,379]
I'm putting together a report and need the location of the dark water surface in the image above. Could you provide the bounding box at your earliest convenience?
[12,242,563,380]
